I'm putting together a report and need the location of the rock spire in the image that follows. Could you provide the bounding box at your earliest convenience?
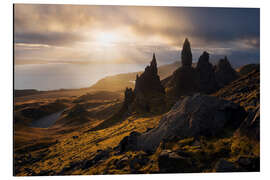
[133,53,165,112]
[215,56,238,87]
[181,38,192,67]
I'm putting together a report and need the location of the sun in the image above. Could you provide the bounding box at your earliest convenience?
[95,31,121,45]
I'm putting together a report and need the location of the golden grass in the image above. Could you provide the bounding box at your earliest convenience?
[14,91,162,176]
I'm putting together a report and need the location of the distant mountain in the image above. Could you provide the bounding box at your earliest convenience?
[14,89,41,97]
[210,54,259,69]
[89,61,181,92]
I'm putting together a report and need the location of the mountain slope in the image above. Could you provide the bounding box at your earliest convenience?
[89,62,181,92]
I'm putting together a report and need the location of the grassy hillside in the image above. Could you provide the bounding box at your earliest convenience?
[89,62,181,92]
[13,63,260,176]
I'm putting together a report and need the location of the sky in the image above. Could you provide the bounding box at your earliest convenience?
[14,4,260,67]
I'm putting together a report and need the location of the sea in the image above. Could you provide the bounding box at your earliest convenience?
[14,63,146,91]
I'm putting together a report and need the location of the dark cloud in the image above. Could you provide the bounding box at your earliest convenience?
[14,4,260,66]
[14,31,83,46]
[128,7,260,48]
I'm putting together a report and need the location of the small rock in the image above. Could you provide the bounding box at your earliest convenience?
[115,156,129,169]
[130,154,149,170]
[81,159,93,170]
[236,156,260,171]
[93,149,110,163]
[117,131,141,153]
[158,150,193,173]
[215,159,238,172]
[72,136,78,139]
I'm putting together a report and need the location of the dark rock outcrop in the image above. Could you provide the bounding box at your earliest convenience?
[123,87,135,109]
[134,53,164,95]
[165,39,199,97]
[236,156,260,171]
[215,159,238,172]
[118,94,246,153]
[117,131,141,153]
[196,51,218,93]
[165,40,239,97]
[130,154,149,170]
[158,150,193,173]
[181,38,192,67]
[166,66,199,97]
[133,53,165,112]
[214,69,260,140]
[215,56,238,88]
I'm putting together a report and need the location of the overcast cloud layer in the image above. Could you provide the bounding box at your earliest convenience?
[14,4,260,66]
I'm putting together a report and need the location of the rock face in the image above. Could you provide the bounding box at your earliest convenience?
[134,53,164,95]
[164,39,239,97]
[158,150,193,173]
[123,87,134,109]
[167,66,199,97]
[181,38,192,67]
[118,131,141,153]
[165,38,199,97]
[196,51,218,93]
[215,56,238,88]
[214,69,260,140]
[133,53,165,112]
[118,94,246,153]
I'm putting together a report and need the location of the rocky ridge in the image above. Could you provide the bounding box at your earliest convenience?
[164,38,238,98]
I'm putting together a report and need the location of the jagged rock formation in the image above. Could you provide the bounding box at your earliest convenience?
[134,53,164,95]
[133,53,165,112]
[165,38,199,97]
[215,56,238,88]
[164,39,238,98]
[118,94,246,153]
[196,51,218,93]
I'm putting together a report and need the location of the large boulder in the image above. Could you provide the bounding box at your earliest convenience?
[196,51,218,93]
[118,94,246,153]
[117,131,141,153]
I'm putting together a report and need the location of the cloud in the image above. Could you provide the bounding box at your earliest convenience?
[15,31,83,46]
[14,4,260,66]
